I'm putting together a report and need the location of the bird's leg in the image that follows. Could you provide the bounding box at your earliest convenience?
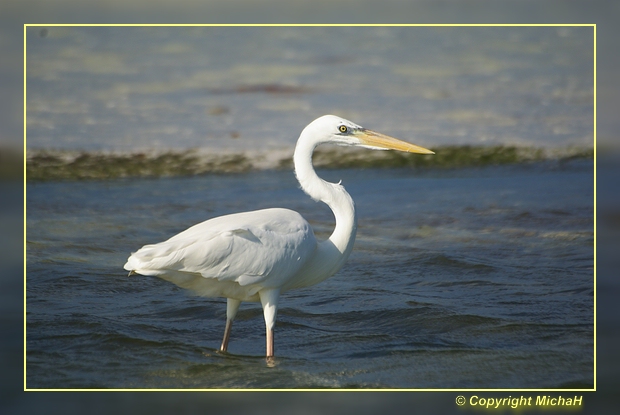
[266,326,274,358]
[220,319,233,352]
[219,298,241,353]
[259,288,280,358]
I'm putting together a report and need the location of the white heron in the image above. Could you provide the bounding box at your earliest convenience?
[124,115,433,358]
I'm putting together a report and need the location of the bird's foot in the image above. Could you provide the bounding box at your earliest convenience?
[265,356,277,367]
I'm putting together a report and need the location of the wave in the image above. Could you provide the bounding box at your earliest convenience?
[25,145,593,181]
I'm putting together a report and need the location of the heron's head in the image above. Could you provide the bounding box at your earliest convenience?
[305,115,434,154]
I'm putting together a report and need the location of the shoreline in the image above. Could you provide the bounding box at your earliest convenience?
[24,145,594,182]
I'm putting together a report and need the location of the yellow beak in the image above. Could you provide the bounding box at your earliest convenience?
[356,129,435,154]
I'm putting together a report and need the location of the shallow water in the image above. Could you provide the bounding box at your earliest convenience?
[26,25,593,153]
[26,160,594,389]
[25,24,594,390]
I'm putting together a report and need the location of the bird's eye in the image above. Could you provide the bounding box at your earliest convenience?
[339,125,348,133]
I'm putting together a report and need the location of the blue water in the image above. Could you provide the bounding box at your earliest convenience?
[24,24,594,389]
[26,160,593,389]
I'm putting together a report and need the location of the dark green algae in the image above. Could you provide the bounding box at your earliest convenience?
[25,145,593,182]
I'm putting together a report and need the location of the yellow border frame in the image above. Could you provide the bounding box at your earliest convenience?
[23,23,597,393]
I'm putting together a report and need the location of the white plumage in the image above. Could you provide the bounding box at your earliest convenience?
[125,209,316,300]
[124,115,433,358]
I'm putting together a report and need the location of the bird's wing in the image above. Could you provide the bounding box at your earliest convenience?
[124,208,317,289]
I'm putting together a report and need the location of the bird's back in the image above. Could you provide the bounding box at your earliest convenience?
[124,208,318,301]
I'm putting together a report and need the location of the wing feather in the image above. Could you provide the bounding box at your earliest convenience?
[124,208,317,293]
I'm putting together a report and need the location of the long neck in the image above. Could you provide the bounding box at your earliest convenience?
[293,134,357,258]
